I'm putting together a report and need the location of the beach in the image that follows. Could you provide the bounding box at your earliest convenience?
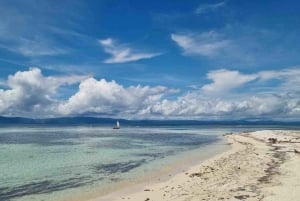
[97,130,300,201]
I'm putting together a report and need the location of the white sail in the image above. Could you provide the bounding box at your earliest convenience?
[113,120,120,129]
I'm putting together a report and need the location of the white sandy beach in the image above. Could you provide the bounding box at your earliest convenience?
[90,130,300,201]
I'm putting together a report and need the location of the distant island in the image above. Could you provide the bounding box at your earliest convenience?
[0,116,299,126]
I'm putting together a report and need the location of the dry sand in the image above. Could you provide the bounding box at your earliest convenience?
[91,130,300,201]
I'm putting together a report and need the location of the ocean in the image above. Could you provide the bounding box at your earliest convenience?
[0,124,298,201]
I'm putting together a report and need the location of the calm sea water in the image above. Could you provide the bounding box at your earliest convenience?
[0,124,298,201]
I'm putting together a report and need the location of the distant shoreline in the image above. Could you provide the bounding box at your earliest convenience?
[1,116,299,127]
[95,130,300,201]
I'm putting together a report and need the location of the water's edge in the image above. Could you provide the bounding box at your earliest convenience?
[1,125,298,201]
[66,136,230,201]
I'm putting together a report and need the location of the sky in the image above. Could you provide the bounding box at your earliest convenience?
[0,0,299,120]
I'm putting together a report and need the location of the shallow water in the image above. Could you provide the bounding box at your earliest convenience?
[0,125,297,201]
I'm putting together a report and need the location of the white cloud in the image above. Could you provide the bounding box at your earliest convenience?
[201,68,300,95]
[147,93,300,120]
[259,68,300,80]
[171,32,230,57]
[145,68,300,119]
[0,68,86,116]
[99,38,161,63]
[171,27,298,67]
[58,78,174,115]
[258,68,300,91]
[201,69,258,94]
[195,1,226,14]
[0,67,299,120]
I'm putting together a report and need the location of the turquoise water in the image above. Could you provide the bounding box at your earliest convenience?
[0,125,296,201]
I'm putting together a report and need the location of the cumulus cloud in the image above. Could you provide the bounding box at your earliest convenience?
[195,1,226,14]
[200,67,300,95]
[0,67,299,120]
[147,93,300,120]
[201,69,258,94]
[0,68,86,116]
[99,38,161,63]
[58,78,174,115]
[144,68,300,119]
[171,31,230,57]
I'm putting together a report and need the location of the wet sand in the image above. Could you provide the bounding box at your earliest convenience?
[93,130,300,201]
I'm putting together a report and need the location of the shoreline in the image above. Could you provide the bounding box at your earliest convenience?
[65,136,230,201]
[91,130,300,201]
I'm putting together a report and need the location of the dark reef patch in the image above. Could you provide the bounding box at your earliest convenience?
[0,176,94,200]
[94,159,146,174]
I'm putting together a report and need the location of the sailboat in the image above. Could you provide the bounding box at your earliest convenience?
[113,120,120,129]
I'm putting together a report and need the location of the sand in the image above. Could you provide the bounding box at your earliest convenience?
[90,130,300,201]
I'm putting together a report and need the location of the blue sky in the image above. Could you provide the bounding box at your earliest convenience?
[0,0,299,120]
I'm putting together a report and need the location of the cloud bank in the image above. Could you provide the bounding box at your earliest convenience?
[0,67,299,120]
